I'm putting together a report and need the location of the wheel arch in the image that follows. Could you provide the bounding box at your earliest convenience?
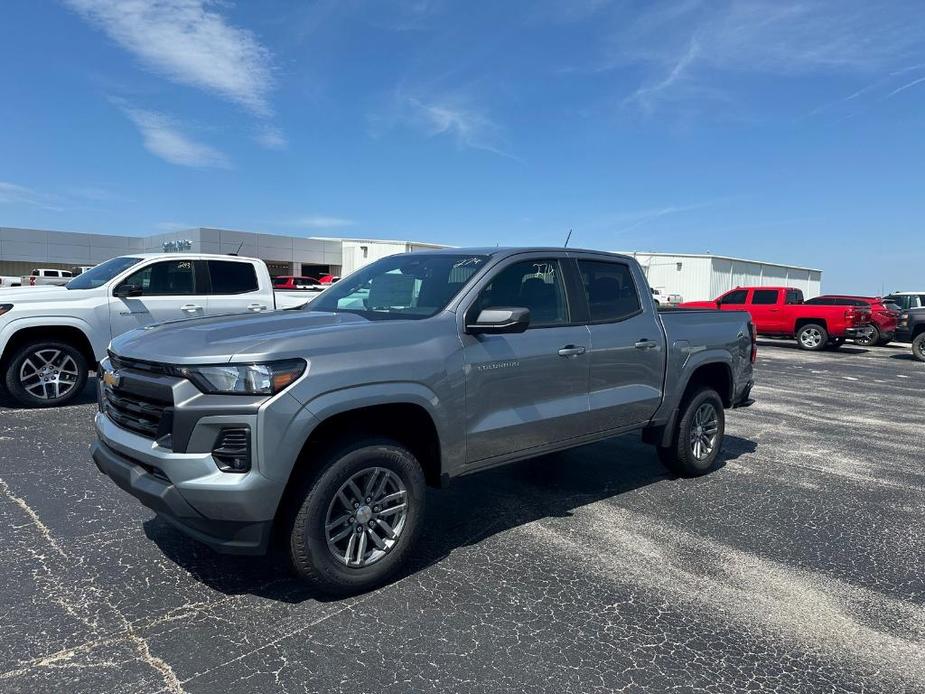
[0,322,97,371]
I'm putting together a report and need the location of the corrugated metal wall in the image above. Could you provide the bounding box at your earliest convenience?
[623,252,822,302]
[630,253,712,302]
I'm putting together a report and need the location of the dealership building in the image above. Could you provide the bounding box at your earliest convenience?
[0,226,446,280]
[621,251,823,302]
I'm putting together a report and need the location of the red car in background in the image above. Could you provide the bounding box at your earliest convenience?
[803,295,898,346]
[319,274,340,285]
[272,275,324,291]
[680,286,872,351]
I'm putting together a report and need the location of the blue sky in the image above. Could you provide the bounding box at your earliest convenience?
[1,0,924,294]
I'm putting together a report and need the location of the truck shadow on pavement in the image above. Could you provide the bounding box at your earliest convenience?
[144,433,757,603]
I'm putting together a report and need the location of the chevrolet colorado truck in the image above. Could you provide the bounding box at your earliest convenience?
[0,253,310,408]
[680,286,871,351]
[92,248,755,595]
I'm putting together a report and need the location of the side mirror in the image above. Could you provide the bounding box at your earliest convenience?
[466,307,530,335]
[114,284,142,298]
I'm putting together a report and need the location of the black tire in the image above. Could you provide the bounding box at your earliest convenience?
[876,336,893,347]
[796,323,828,351]
[912,333,925,362]
[288,437,426,596]
[3,341,88,408]
[656,387,725,477]
[854,325,879,347]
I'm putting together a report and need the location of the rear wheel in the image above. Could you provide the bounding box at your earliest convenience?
[3,341,88,407]
[912,333,925,362]
[656,387,725,477]
[288,437,426,596]
[796,323,828,351]
[854,325,879,347]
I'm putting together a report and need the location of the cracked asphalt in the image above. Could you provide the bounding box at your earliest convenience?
[0,340,923,693]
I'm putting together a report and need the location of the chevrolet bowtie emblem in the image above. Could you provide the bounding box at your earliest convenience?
[102,370,121,388]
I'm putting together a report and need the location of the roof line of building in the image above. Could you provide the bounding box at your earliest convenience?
[617,251,822,274]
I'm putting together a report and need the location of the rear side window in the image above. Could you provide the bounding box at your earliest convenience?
[720,289,748,305]
[785,290,803,304]
[473,259,569,328]
[577,260,641,322]
[45,270,60,277]
[751,289,778,305]
[208,261,258,294]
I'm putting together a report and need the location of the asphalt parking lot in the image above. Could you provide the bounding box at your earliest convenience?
[0,341,922,694]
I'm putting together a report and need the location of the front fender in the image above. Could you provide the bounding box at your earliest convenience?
[0,315,104,361]
[299,382,463,478]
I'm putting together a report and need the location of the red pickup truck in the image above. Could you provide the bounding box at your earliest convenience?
[680,287,871,351]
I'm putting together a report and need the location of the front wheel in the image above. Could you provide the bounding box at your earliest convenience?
[3,341,88,407]
[797,323,828,351]
[656,387,725,477]
[912,333,925,362]
[288,438,426,596]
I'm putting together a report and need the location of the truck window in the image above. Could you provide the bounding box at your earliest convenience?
[45,270,60,278]
[719,289,748,305]
[577,260,641,322]
[208,260,258,294]
[118,260,196,296]
[474,259,569,327]
[751,289,778,305]
[785,290,803,304]
[312,254,488,320]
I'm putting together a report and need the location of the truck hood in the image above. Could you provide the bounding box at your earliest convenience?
[111,309,380,364]
[0,286,73,304]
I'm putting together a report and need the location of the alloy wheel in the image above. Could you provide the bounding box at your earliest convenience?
[325,467,408,568]
[19,349,80,400]
[689,402,719,461]
[800,328,823,349]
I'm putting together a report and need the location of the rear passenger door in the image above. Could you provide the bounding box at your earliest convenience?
[576,258,664,432]
[461,255,591,463]
[202,260,270,315]
[748,289,784,333]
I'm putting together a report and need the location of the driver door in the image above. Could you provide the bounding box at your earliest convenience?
[461,256,591,463]
[109,259,208,338]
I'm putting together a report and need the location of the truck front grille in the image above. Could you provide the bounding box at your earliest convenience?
[103,389,169,439]
[108,352,171,375]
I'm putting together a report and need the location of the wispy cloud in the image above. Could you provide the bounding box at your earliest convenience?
[289,216,355,229]
[0,181,64,210]
[608,1,925,114]
[884,75,925,99]
[117,103,230,168]
[609,200,722,234]
[375,90,520,161]
[64,0,274,115]
[254,126,288,150]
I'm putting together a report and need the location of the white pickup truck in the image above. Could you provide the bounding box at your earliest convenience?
[0,253,311,407]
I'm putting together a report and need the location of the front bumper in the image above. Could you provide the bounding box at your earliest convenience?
[92,411,280,554]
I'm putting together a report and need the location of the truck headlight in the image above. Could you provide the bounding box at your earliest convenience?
[175,359,306,395]
[0,304,13,317]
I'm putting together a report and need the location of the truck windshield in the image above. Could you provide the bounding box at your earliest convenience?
[66,256,143,289]
[310,254,489,320]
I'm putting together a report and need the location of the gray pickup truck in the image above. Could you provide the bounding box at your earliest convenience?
[92,248,755,594]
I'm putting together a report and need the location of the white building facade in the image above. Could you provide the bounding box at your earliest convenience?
[620,252,823,302]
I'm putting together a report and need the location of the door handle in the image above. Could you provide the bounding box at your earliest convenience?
[180,304,202,313]
[247,303,268,312]
[634,339,658,350]
[557,345,586,357]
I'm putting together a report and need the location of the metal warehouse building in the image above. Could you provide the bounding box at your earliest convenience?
[0,226,445,280]
[620,252,823,302]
